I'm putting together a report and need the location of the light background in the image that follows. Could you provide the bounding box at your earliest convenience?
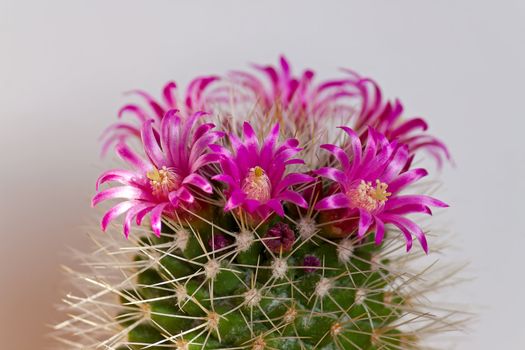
[1,0,524,348]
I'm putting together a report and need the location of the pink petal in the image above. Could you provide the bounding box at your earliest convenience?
[273,147,302,164]
[357,209,373,237]
[260,123,280,159]
[209,144,230,156]
[225,189,246,211]
[390,118,428,139]
[118,104,148,122]
[100,126,139,155]
[278,190,308,208]
[320,144,350,170]
[101,201,136,232]
[381,214,429,253]
[182,173,213,193]
[116,142,151,173]
[380,145,409,182]
[266,199,285,216]
[169,187,194,206]
[314,167,347,184]
[136,205,155,225]
[285,159,305,166]
[150,203,168,237]
[361,128,378,166]
[141,120,165,167]
[92,186,149,207]
[374,217,385,246]
[211,174,237,188]
[191,153,222,172]
[100,122,141,141]
[190,131,224,162]
[126,89,165,120]
[275,173,314,193]
[244,199,260,213]
[193,122,216,142]
[386,195,448,211]
[338,126,362,173]
[123,203,152,238]
[160,110,181,160]
[279,55,291,80]
[162,81,178,108]
[181,111,207,148]
[315,193,350,210]
[409,137,451,161]
[388,168,428,193]
[243,121,259,153]
[96,169,135,190]
[387,204,432,216]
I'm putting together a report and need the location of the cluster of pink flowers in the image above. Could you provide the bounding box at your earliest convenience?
[93,56,449,253]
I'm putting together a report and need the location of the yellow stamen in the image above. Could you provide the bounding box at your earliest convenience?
[242,166,272,202]
[254,166,264,177]
[146,168,161,182]
[370,179,392,203]
[146,166,179,198]
[347,179,391,212]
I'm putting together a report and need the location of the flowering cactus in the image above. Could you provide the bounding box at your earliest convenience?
[56,57,459,350]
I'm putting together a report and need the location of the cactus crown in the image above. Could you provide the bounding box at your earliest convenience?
[55,57,460,349]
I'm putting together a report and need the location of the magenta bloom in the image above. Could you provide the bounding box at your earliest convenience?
[212,122,313,219]
[226,56,353,128]
[314,127,448,253]
[226,57,450,166]
[93,110,223,237]
[101,77,219,155]
[344,73,450,167]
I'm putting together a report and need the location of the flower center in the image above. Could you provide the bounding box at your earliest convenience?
[242,166,272,202]
[146,166,179,198]
[347,179,391,212]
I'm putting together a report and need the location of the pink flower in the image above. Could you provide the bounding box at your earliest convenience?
[93,110,224,237]
[224,57,450,167]
[101,77,219,155]
[314,127,448,253]
[225,56,353,130]
[212,122,313,220]
[344,72,451,167]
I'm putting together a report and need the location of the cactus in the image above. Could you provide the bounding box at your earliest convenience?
[55,57,460,349]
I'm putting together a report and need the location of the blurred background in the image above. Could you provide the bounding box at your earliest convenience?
[1,0,524,348]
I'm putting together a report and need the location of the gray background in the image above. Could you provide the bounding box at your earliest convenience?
[1,0,524,348]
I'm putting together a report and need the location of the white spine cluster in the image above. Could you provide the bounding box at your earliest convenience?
[243,288,262,307]
[337,238,354,263]
[315,277,333,298]
[236,230,255,252]
[174,228,190,251]
[204,259,221,280]
[355,288,366,305]
[297,217,317,240]
[271,258,288,279]
[175,284,188,307]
